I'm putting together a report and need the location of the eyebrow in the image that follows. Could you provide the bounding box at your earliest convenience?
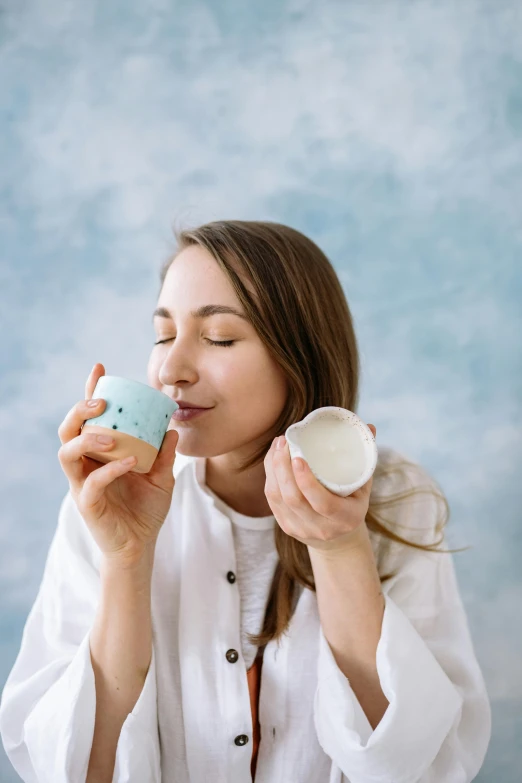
[152,304,249,322]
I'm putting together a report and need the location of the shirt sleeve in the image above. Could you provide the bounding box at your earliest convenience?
[0,490,161,783]
[313,473,492,783]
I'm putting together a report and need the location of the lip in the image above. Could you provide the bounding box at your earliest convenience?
[171,407,212,422]
[174,400,211,409]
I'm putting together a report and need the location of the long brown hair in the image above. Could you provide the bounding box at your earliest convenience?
[159,220,469,649]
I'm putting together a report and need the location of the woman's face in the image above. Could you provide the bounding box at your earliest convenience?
[147,244,288,460]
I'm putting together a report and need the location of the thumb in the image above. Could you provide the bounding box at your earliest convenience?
[147,428,179,480]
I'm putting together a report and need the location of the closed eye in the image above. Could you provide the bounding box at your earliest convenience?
[154,338,235,348]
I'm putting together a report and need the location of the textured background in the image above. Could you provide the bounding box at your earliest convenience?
[1,1,521,780]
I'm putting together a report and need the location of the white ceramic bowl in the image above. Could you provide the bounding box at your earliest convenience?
[285,406,378,497]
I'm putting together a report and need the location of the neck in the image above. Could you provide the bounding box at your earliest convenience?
[204,455,274,518]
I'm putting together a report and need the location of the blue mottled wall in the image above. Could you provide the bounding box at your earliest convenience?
[1,1,521,780]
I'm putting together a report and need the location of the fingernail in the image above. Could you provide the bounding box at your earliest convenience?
[277,436,286,450]
[96,434,114,444]
[121,455,137,465]
[293,458,305,471]
[87,399,100,407]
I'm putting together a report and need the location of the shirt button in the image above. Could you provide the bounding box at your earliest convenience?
[227,571,236,583]
[226,649,239,663]
[234,734,249,746]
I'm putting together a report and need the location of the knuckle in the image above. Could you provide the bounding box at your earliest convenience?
[57,418,70,441]
[319,501,336,518]
[82,472,98,494]
[284,489,303,508]
[316,528,330,542]
[57,441,70,460]
[264,480,276,497]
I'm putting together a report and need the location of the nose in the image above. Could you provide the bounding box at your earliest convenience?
[157,340,199,389]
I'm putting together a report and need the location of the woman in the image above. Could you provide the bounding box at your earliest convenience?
[0,221,491,782]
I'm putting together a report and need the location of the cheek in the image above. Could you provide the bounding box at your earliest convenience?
[207,351,247,388]
[234,352,288,408]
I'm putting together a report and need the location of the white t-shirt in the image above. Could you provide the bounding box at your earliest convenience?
[0,446,492,783]
[203,481,279,670]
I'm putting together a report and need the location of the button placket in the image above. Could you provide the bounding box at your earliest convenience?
[225,569,251,752]
[225,573,240,663]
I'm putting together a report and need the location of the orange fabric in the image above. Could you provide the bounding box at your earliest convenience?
[246,649,263,781]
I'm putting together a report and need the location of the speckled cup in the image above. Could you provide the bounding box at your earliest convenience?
[285,406,378,496]
[82,376,178,473]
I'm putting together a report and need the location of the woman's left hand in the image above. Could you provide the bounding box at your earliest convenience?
[264,424,377,553]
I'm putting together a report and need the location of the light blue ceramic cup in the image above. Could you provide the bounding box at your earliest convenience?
[82,375,178,473]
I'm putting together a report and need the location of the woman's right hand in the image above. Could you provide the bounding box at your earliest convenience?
[58,363,179,568]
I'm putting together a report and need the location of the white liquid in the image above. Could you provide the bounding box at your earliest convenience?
[297,416,367,485]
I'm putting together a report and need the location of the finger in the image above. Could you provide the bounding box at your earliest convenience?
[58,398,107,445]
[276,440,339,523]
[263,437,283,506]
[145,428,179,484]
[271,438,329,541]
[273,438,313,514]
[81,455,138,511]
[85,363,105,401]
[271,443,336,521]
[58,430,116,487]
[280,441,364,544]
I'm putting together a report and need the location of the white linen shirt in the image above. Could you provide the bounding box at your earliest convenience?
[0,446,492,783]
[203,481,281,671]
